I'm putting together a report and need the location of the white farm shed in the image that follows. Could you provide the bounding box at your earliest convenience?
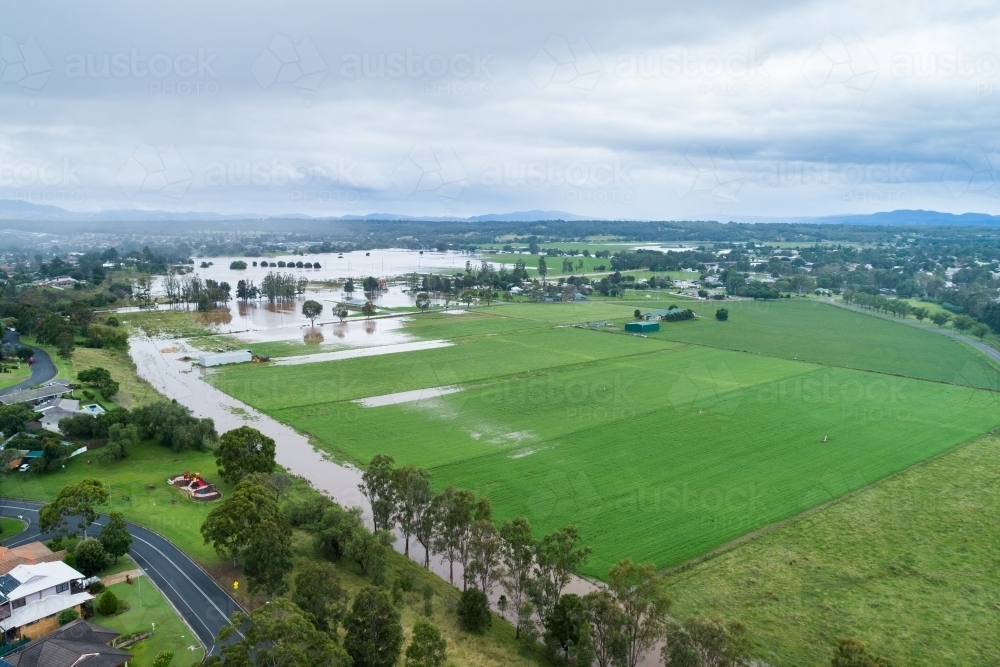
[198,350,252,367]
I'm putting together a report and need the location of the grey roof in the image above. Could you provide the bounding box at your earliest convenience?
[0,384,72,406]
[6,620,128,667]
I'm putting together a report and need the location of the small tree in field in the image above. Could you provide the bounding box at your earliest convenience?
[302,300,323,326]
[415,293,431,311]
[362,301,377,319]
[715,308,729,321]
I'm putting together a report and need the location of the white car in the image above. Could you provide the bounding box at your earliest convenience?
[18,463,30,472]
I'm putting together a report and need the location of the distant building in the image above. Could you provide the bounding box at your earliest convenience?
[197,350,252,368]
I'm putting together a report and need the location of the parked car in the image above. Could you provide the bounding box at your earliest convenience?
[18,464,30,472]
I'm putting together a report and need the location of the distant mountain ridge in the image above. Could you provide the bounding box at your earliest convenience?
[0,200,593,223]
[1,199,999,226]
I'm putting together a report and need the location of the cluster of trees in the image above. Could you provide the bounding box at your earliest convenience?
[59,400,217,452]
[24,299,126,357]
[261,272,308,303]
[78,367,120,400]
[161,274,232,311]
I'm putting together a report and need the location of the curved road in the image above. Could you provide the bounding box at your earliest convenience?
[0,330,57,396]
[0,499,241,654]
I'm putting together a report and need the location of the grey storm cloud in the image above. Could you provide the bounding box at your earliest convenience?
[2,0,1000,220]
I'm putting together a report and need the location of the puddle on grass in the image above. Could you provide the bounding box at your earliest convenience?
[270,339,453,366]
[353,385,463,408]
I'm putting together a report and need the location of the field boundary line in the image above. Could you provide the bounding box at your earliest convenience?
[659,430,1000,580]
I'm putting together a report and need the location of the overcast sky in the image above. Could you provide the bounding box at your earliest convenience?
[2,0,1000,220]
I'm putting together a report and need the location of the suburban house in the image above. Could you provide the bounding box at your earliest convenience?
[0,384,73,408]
[644,307,686,321]
[0,543,66,577]
[4,619,130,667]
[35,399,105,433]
[0,562,92,641]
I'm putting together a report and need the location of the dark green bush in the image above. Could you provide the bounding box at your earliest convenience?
[456,588,491,633]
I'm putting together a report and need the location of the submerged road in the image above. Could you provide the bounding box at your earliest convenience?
[0,330,57,396]
[0,499,241,654]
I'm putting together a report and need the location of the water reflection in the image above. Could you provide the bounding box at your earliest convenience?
[302,330,324,345]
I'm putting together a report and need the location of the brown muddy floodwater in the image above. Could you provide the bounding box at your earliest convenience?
[129,333,607,643]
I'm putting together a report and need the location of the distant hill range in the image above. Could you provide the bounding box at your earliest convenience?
[1,199,999,226]
[732,210,1000,226]
[0,200,592,223]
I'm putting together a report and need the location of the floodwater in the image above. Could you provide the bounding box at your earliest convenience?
[190,248,471,286]
[128,334,603,610]
[271,340,453,366]
[354,385,463,408]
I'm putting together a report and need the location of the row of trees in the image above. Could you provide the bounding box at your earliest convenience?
[843,291,990,337]
[59,399,217,452]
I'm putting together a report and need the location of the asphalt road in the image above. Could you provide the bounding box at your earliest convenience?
[0,499,242,654]
[0,330,57,396]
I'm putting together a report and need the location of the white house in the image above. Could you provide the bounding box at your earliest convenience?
[197,350,252,367]
[0,561,92,640]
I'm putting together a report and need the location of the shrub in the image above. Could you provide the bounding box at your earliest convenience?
[73,539,109,576]
[151,651,173,667]
[96,590,119,616]
[230,261,247,270]
[715,308,729,321]
[62,553,77,569]
[313,262,321,268]
[405,617,447,667]
[456,588,491,633]
[58,608,79,625]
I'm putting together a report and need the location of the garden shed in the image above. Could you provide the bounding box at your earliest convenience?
[625,321,659,333]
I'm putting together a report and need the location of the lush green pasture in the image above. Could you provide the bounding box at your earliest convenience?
[641,299,1000,390]
[209,326,678,411]
[274,346,812,468]
[207,295,1000,585]
[431,365,1000,577]
[663,435,1000,667]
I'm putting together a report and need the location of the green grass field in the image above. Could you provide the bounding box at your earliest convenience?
[208,300,1000,578]
[663,434,1000,666]
[4,440,230,566]
[640,299,1000,390]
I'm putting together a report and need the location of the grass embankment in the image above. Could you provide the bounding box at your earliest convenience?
[98,578,205,667]
[663,434,1000,667]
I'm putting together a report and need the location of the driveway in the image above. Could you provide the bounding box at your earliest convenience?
[0,499,242,654]
[0,330,58,396]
